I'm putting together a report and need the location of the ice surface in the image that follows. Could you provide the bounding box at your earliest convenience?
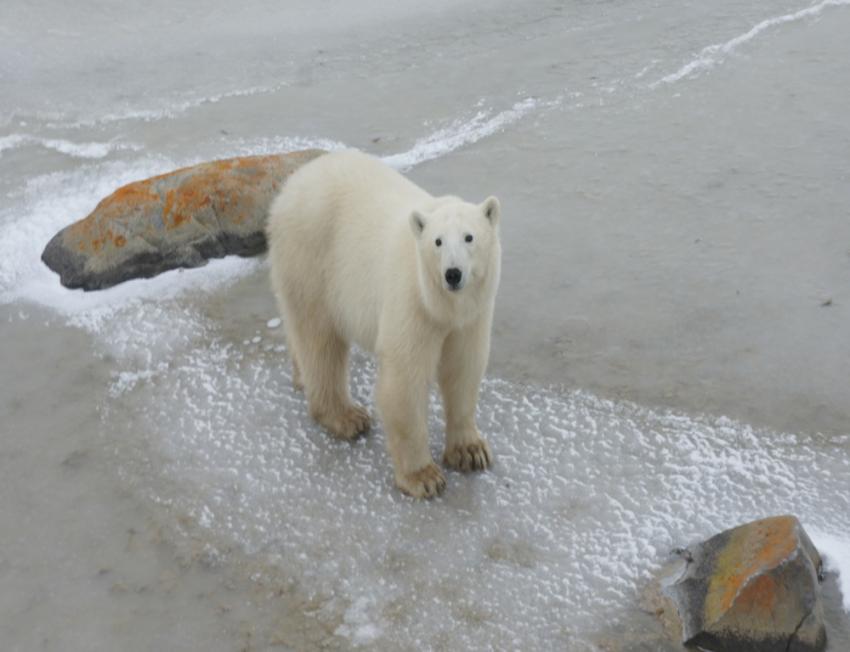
[45,83,293,130]
[8,0,847,316]
[652,0,850,86]
[3,1,850,646]
[98,299,849,649]
[0,79,846,652]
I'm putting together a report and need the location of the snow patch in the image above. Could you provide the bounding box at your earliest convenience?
[335,597,383,647]
[383,97,552,170]
[811,530,850,613]
[107,328,850,648]
[0,133,142,159]
[651,0,850,87]
[217,135,347,157]
[44,82,292,129]
[109,368,160,397]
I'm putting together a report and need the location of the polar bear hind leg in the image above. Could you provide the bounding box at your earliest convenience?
[282,295,370,440]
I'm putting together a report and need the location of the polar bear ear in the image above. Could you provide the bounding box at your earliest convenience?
[481,196,500,226]
[410,210,427,238]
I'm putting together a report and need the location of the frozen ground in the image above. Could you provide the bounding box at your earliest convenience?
[2,0,850,650]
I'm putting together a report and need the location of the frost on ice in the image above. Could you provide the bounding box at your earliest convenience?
[98,300,850,649]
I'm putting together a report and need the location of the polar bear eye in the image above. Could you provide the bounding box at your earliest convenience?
[435,238,442,247]
[465,234,473,243]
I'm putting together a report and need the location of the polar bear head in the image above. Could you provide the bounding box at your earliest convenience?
[410,196,501,322]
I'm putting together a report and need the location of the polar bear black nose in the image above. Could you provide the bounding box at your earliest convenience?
[445,268,462,288]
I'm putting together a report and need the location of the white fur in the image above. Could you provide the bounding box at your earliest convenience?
[266,150,501,498]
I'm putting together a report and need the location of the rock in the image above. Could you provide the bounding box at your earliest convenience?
[41,149,326,290]
[661,515,826,652]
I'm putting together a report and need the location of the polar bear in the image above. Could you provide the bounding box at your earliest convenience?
[266,150,501,498]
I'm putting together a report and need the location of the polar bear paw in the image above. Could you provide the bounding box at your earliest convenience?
[396,462,446,499]
[443,439,492,472]
[318,404,371,441]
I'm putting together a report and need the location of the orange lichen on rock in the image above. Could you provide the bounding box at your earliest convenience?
[66,179,160,255]
[100,179,160,209]
[163,186,204,230]
[705,515,797,621]
[42,149,326,290]
[63,155,282,251]
[663,514,826,652]
[732,573,780,617]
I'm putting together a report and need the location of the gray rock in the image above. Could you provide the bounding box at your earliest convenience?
[660,515,826,652]
[41,150,325,290]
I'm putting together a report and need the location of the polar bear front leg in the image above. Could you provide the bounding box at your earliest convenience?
[438,318,493,472]
[377,353,446,499]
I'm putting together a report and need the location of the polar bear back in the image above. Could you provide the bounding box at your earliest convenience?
[267,150,433,352]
